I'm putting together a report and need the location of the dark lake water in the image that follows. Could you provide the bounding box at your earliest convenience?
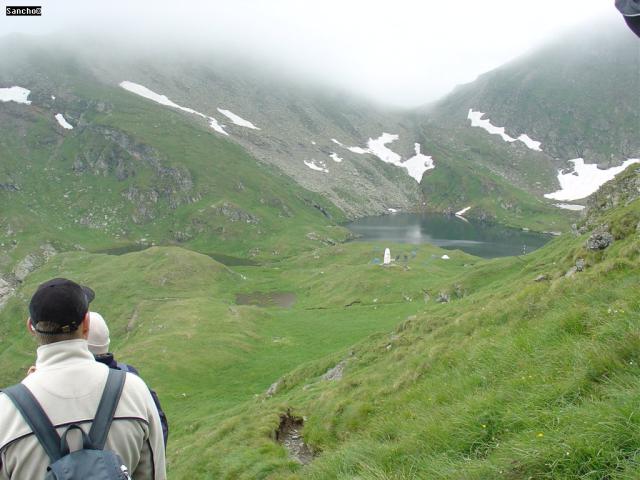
[346,213,553,258]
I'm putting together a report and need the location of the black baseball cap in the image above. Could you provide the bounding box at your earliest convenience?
[29,278,95,334]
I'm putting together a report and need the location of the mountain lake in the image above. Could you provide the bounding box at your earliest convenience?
[346,213,554,258]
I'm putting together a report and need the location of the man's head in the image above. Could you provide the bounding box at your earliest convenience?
[87,311,111,356]
[27,278,94,345]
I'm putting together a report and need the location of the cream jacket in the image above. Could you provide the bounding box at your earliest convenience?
[0,339,166,479]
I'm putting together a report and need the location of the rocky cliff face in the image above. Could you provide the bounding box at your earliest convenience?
[574,165,640,240]
[586,165,640,215]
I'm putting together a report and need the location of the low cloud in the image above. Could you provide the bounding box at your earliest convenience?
[0,0,619,107]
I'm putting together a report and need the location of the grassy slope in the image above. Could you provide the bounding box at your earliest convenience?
[0,79,347,273]
[419,138,573,232]
[166,201,637,478]
[0,238,477,473]
[0,195,637,478]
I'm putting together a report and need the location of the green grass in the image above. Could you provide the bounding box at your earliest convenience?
[1,196,638,478]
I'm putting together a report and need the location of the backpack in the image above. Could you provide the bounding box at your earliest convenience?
[3,369,132,480]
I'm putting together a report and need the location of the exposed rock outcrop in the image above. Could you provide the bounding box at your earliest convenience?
[586,166,640,215]
[73,126,200,224]
[321,360,346,381]
[305,232,337,246]
[266,380,281,397]
[214,202,260,224]
[12,244,57,282]
[0,277,15,310]
[586,231,614,251]
[437,292,450,303]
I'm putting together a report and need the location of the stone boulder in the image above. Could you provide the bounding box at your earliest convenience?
[436,292,450,303]
[266,380,281,397]
[586,231,613,250]
[321,360,346,381]
[0,277,15,309]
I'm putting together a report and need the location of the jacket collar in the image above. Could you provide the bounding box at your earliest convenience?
[35,339,95,370]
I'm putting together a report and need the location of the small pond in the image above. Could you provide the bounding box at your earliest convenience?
[346,213,553,258]
[235,292,297,309]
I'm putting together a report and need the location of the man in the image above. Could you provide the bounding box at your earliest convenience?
[88,311,169,446]
[0,278,166,479]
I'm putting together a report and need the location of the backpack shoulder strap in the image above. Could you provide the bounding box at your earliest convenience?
[116,362,130,373]
[89,368,126,450]
[2,384,62,463]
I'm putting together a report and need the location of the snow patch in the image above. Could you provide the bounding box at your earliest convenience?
[403,143,435,182]
[120,81,228,135]
[387,208,398,213]
[455,206,471,217]
[367,133,402,164]
[335,135,434,183]
[54,113,73,130]
[208,117,228,136]
[544,158,640,201]
[553,203,585,211]
[304,159,329,173]
[468,109,516,142]
[120,81,188,110]
[441,254,450,260]
[51,95,56,100]
[468,109,542,151]
[311,141,316,145]
[217,108,260,130]
[347,145,369,154]
[329,152,343,163]
[0,86,31,105]
[518,134,542,151]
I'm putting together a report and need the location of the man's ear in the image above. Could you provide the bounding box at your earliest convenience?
[26,318,36,336]
[81,312,90,339]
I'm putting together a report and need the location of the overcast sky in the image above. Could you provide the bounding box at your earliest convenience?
[1,0,620,107]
